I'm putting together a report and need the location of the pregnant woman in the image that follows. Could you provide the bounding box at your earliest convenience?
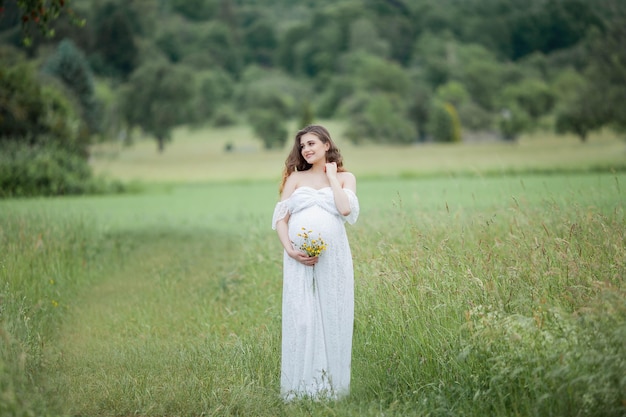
[272,124,359,401]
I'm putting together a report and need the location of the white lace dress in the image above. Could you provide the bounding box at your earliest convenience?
[272,186,359,401]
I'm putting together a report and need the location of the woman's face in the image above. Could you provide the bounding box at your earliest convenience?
[300,133,329,165]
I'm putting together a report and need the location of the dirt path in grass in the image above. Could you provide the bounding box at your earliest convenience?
[43,230,245,415]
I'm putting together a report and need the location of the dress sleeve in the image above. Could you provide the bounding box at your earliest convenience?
[271,200,290,230]
[342,189,360,225]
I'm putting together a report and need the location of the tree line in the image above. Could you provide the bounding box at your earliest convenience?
[1,0,625,195]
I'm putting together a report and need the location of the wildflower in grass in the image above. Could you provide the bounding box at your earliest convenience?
[294,227,328,257]
[51,300,59,308]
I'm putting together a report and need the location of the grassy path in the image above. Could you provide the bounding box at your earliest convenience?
[44,228,281,416]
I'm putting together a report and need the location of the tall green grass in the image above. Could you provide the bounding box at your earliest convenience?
[0,209,129,416]
[0,173,624,416]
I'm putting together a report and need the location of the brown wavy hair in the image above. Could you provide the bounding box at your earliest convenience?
[279,125,345,194]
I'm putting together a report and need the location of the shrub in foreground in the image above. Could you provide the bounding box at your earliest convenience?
[0,142,125,198]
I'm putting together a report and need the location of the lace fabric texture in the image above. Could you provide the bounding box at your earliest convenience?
[272,186,359,400]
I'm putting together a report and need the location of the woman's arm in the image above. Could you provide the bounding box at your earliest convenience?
[326,164,356,216]
[276,173,318,266]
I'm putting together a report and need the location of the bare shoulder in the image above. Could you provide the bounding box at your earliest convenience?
[281,171,302,200]
[339,171,357,192]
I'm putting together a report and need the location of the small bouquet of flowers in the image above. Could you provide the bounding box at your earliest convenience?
[295,227,327,257]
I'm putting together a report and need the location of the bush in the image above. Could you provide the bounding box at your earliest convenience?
[0,62,89,155]
[191,69,235,125]
[248,110,288,149]
[43,39,102,135]
[0,142,123,198]
[498,104,531,141]
[458,100,494,131]
[427,101,462,143]
[212,105,239,127]
[342,92,417,145]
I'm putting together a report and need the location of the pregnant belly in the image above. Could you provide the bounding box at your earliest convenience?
[288,206,343,246]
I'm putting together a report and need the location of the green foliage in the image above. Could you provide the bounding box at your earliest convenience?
[498,105,531,141]
[191,69,235,125]
[43,38,101,134]
[121,61,196,151]
[508,0,603,60]
[427,101,461,143]
[343,92,417,145]
[461,59,504,112]
[582,18,626,132]
[349,52,410,96]
[242,15,277,66]
[435,80,469,108]
[408,83,432,141]
[298,100,315,130]
[500,78,555,120]
[3,0,626,148]
[551,69,597,141]
[89,1,138,79]
[248,109,288,149]
[238,70,293,117]
[0,56,119,197]
[0,61,89,152]
[315,76,356,119]
[171,0,218,21]
[348,17,389,58]
[0,0,83,44]
[155,19,242,75]
[458,100,494,132]
[277,5,353,78]
[212,105,239,127]
[0,141,122,197]
[412,31,454,87]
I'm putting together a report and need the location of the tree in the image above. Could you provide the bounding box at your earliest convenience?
[497,104,530,141]
[500,78,555,121]
[190,69,234,126]
[249,109,288,149]
[121,61,195,152]
[0,0,83,44]
[583,18,626,132]
[343,92,417,145]
[553,14,626,141]
[350,51,410,96]
[427,101,462,143]
[0,61,86,152]
[43,39,101,134]
[90,2,138,79]
[555,98,599,142]
[348,17,389,58]
[242,16,277,67]
[435,81,469,109]
[0,61,100,196]
[171,0,218,21]
[553,69,599,142]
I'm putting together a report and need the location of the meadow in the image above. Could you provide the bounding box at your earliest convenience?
[1,125,625,416]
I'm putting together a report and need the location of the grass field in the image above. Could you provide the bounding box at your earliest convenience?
[1,124,625,416]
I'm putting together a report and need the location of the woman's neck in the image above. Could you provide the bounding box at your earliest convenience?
[309,161,326,173]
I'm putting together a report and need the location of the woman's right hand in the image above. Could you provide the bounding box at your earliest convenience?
[288,249,319,266]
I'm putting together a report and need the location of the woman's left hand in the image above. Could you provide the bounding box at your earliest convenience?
[325,162,337,178]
